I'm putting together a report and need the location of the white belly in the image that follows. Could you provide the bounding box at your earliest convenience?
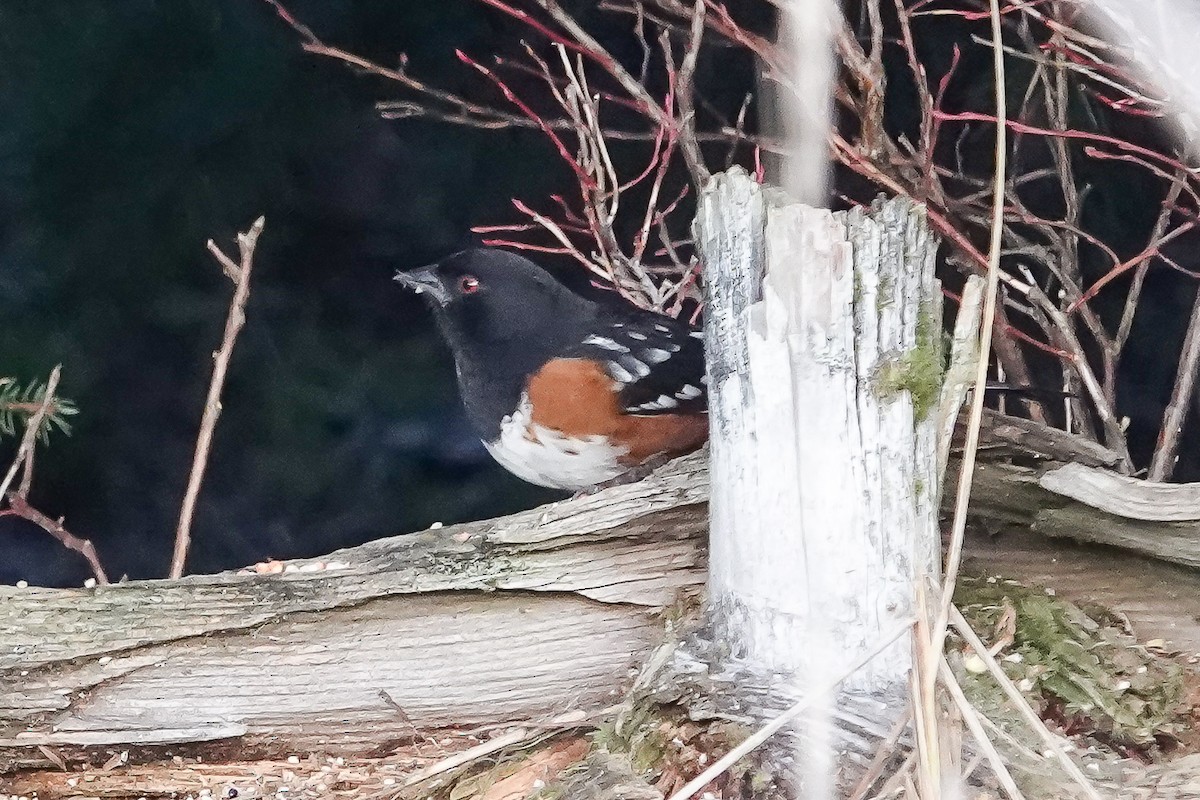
[483,397,628,490]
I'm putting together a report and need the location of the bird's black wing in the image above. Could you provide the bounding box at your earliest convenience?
[566,313,707,415]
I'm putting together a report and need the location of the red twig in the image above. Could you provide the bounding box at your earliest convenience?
[932,109,1199,179]
[1069,221,1197,311]
[942,288,1071,359]
[457,50,598,189]
[1,498,109,586]
[271,0,1200,463]
[476,0,595,59]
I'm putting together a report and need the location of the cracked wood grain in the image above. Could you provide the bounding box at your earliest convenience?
[6,414,1200,775]
[0,453,708,770]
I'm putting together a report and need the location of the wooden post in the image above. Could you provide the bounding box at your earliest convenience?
[696,166,940,702]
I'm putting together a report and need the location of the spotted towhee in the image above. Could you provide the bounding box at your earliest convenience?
[395,248,708,491]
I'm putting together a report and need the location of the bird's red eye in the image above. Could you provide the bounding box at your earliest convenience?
[459,276,480,294]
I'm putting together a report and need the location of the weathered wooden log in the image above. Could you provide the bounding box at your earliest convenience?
[0,453,709,772]
[952,410,1200,570]
[7,409,1200,789]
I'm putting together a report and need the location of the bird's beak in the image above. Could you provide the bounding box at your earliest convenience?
[394,265,451,306]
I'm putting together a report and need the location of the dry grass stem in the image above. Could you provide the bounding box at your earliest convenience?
[911,582,941,798]
[948,605,1104,800]
[938,657,1026,800]
[848,708,914,800]
[401,727,539,788]
[665,618,916,800]
[929,0,1008,713]
[400,706,602,790]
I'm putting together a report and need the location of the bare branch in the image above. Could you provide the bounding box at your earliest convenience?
[170,217,265,579]
[673,0,709,185]
[1149,282,1200,480]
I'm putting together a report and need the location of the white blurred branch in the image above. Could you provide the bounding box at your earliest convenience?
[778,0,837,206]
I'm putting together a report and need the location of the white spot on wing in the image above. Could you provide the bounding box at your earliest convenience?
[631,395,678,412]
[618,356,651,379]
[689,330,704,340]
[484,395,627,490]
[584,334,628,353]
[607,361,634,384]
[676,384,701,400]
[628,331,648,341]
[654,324,671,333]
[641,348,672,364]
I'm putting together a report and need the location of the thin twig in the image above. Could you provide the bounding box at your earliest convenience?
[949,605,1104,800]
[402,727,538,788]
[401,706,607,788]
[665,618,916,800]
[847,707,913,800]
[1,496,109,585]
[1020,280,1133,468]
[536,0,671,131]
[265,0,554,134]
[1148,280,1200,481]
[1116,174,1187,356]
[928,0,1009,715]
[0,364,109,585]
[169,217,265,579]
[866,749,916,800]
[938,657,1027,800]
[673,0,709,185]
[0,365,59,502]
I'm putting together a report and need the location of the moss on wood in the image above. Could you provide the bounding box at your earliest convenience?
[875,302,944,420]
[954,575,1186,750]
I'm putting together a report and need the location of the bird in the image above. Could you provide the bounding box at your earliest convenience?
[394,248,708,491]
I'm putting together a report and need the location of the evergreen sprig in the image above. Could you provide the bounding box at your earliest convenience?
[0,376,78,444]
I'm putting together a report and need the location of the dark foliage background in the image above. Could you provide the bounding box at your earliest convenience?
[1,0,1192,586]
[0,0,576,585]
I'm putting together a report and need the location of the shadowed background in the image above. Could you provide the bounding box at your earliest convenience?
[1,0,1193,585]
[0,0,767,585]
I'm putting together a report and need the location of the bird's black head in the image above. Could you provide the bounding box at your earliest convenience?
[395,248,596,361]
